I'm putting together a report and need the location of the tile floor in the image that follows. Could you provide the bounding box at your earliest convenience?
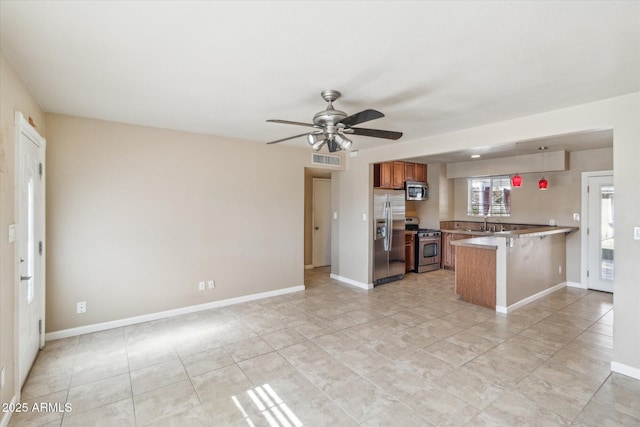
[9,267,640,426]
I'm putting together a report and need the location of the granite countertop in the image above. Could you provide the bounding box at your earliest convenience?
[493,226,578,237]
[451,236,502,250]
[449,226,578,250]
[441,226,578,238]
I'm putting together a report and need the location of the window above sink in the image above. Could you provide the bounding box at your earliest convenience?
[467,176,511,217]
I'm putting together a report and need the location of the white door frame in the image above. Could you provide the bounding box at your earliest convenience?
[14,111,46,392]
[580,170,613,290]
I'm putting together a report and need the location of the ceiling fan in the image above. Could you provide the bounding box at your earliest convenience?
[266,90,403,152]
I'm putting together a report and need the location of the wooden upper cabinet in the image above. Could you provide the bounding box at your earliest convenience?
[405,162,416,182]
[415,163,427,182]
[392,161,405,189]
[374,162,394,188]
[404,162,427,183]
[374,161,427,189]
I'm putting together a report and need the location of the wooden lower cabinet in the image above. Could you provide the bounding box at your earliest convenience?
[454,245,496,309]
[405,233,415,273]
[442,232,466,270]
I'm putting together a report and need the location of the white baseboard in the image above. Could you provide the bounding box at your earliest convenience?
[329,274,373,290]
[611,361,640,381]
[496,282,567,313]
[45,285,305,341]
[304,264,314,270]
[566,281,586,289]
[0,395,17,427]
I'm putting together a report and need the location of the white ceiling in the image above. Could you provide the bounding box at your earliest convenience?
[1,1,639,153]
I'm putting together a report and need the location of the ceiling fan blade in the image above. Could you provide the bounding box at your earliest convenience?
[266,133,310,144]
[267,119,315,128]
[339,109,384,127]
[351,127,403,140]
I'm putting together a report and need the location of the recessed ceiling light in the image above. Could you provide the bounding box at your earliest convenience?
[471,154,481,158]
[538,146,548,150]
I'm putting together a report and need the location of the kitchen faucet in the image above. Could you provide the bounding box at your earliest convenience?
[483,215,488,231]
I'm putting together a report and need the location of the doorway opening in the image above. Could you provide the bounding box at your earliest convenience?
[304,168,332,269]
[581,170,614,293]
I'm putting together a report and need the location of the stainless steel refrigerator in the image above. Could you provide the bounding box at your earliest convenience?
[373,189,406,286]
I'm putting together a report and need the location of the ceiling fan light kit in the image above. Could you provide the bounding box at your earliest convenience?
[266,90,402,152]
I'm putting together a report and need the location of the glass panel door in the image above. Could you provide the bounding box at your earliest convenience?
[599,185,614,281]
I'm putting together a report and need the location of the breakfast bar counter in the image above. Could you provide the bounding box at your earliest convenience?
[451,226,577,312]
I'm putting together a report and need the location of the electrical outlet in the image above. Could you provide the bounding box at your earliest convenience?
[207,280,215,289]
[573,213,580,221]
[198,281,205,291]
[77,301,86,314]
[559,265,562,274]
[549,219,556,226]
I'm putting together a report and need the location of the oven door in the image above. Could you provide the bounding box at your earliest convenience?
[417,236,441,272]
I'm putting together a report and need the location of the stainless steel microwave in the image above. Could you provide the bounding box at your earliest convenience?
[405,181,429,200]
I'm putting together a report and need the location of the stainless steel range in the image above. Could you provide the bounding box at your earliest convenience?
[405,218,441,273]
[416,228,441,273]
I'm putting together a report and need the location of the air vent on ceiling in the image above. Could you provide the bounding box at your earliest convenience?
[311,153,341,166]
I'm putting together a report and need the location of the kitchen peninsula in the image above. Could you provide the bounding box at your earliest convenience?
[448,226,578,312]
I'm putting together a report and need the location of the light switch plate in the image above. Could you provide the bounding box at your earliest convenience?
[8,224,15,243]
[634,227,640,241]
[573,213,580,221]
[362,213,367,221]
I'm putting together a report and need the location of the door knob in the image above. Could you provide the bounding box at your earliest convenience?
[20,275,32,281]
[315,227,319,230]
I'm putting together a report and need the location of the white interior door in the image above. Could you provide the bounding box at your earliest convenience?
[312,179,331,267]
[587,174,614,292]
[16,113,46,388]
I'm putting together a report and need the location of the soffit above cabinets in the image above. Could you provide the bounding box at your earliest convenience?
[408,129,612,166]
[447,151,568,179]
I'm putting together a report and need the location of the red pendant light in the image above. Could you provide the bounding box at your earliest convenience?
[538,177,548,190]
[511,174,522,188]
[537,146,549,190]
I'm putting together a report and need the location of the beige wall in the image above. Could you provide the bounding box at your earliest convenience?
[334,93,640,376]
[450,147,613,283]
[415,162,442,229]
[0,53,47,415]
[506,234,567,305]
[45,114,308,332]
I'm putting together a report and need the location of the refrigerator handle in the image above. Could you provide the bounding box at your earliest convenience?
[386,201,392,252]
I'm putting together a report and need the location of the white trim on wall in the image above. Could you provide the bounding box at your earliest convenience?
[329,274,373,290]
[611,361,640,381]
[45,285,304,341]
[496,282,567,313]
[566,281,585,289]
[0,395,17,427]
